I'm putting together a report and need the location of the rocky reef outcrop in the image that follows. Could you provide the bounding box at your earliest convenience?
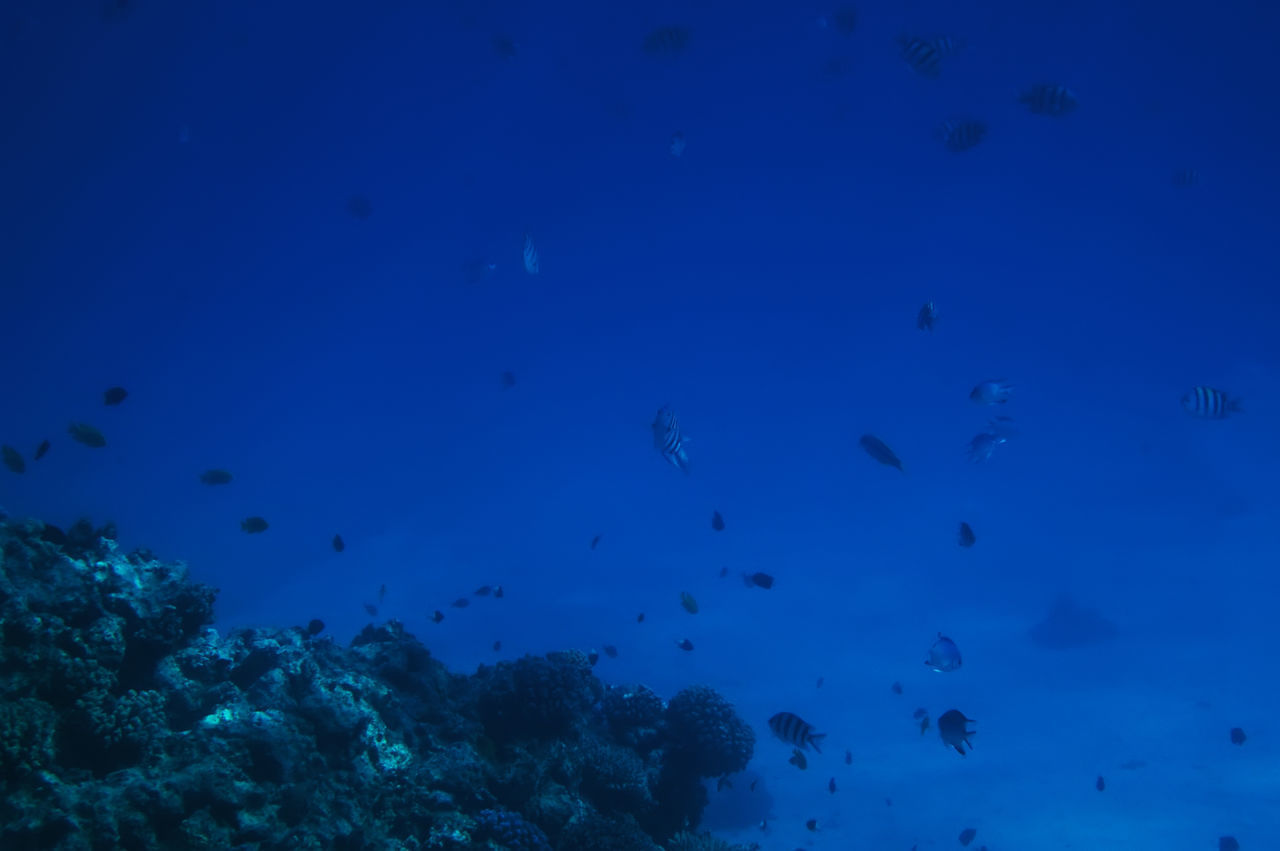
[0,518,756,851]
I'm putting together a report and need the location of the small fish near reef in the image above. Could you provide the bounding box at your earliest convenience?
[652,405,690,473]
[769,712,826,751]
[200,469,233,485]
[1182,385,1241,419]
[925,633,963,672]
[679,591,699,614]
[917,299,937,331]
[240,516,269,534]
[68,423,106,447]
[957,522,976,548]
[102,386,128,406]
[859,434,904,472]
[1019,83,1078,116]
[2,446,24,474]
[937,709,976,755]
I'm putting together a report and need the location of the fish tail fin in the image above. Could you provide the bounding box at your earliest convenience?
[1230,397,1244,414]
[809,733,826,753]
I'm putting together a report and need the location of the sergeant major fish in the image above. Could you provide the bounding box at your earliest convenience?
[1182,385,1240,419]
[1019,84,1078,116]
[652,405,690,473]
[897,35,961,78]
[768,711,826,752]
[936,118,987,152]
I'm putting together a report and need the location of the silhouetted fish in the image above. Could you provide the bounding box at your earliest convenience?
[743,572,774,589]
[2,446,24,474]
[769,712,826,751]
[200,469,233,485]
[34,440,50,460]
[332,534,345,552]
[858,434,903,471]
[917,300,937,331]
[240,516,269,534]
[680,591,698,614]
[68,423,106,447]
[711,510,725,531]
[937,709,975,755]
[591,534,601,550]
[103,386,128,405]
[957,522,976,547]
[959,827,977,846]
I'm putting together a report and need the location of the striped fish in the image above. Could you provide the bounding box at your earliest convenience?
[522,233,539,275]
[651,405,690,473]
[1019,84,1078,116]
[897,35,961,78]
[768,711,826,752]
[1172,168,1200,187]
[1181,385,1241,419]
[936,118,987,152]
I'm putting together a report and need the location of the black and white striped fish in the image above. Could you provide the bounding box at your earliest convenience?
[1181,385,1241,419]
[522,233,539,275]
[1019,84,1078,116]
[936,118,987,152]
[651,405,690,473]
[768,711,826,752]
[897,35,961,78]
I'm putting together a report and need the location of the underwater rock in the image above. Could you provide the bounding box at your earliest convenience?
[0,516,757,850]
[1029,594,1119,650]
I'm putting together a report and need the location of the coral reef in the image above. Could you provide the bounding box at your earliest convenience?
[0,517,758,851]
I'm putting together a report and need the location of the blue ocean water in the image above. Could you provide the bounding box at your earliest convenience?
[2,0,1277,848]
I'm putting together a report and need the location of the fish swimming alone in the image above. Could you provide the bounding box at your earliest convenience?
[957,522,976,547]
[652,405,690,473]
[240,516,269,534]
[200,469,233,485]
[679,591,698,614]
[970,379,1014,404]
[936,118,987,152]
[897,35,961,78]
[522,233,539,275]
[937,709,976,755]
[68,423,106,447]
[858,434,903,472]
[925,633,963,672]
[768,711,826,752]
[1182,385,1240,418]
[743,571,774,589]
[917,300,937,331]
[967,431,1007,463]
[2,446,24,474]
[34,439,51,460]
[1019,84,1078,116]
[103,386,128,406]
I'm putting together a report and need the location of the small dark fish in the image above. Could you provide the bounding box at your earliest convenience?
[200,469,233,485]
[587,650,599,665]
[378,584,387,604]
[451,597,470,608]
[2,446,24,474]
[958,827,977,847]
[1183,386,1241,419]
[240,516,269,534]
[938,709,976,756]
[363,603,377,616]
[68,423,106,447]
[716,776,732,791]
[492,640,502,651]
[858,434,903,472]
[103,386,128,405]
[500,370,516,389]
[1230,727,1246,745]
[493,585,504,598]
[643,25,690,56]
[743,571,775,589]
[970,379,1014,404]
[967,431,1008,463]
[891,681,903,695]
[491,35,517,59]
[913,707,928,720]
[750,779,758,791]
[590,534,601,550]
[815,676,824,688]
[346,194,372,219]
[917,299,937,331]
[430,610,445,623]
[306,618,325,636]
[957,522,976,548]
[830,6,857,36]
[603,644,618,658]
[332,534,345,552]
[769,712,826,751]
[1172,168,1200,187]
[936,118,987,152]
[844,749,852,765]
[680,591,699,614]
[637,612,645,623]
[1019,84,1078,116]
[711,510,725,531]
[676,638,694,651]
[1220,837,1240,851]
[789,749,808,770]
[925,633,963,672]
[474,585,493,596]
[34,440,50,460]
[805,818,818,831]
[828,777,837,794]
[1096,775,1105,791]
[719,566,729,578]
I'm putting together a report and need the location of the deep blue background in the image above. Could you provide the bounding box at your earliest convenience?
[2,1,1278,845]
